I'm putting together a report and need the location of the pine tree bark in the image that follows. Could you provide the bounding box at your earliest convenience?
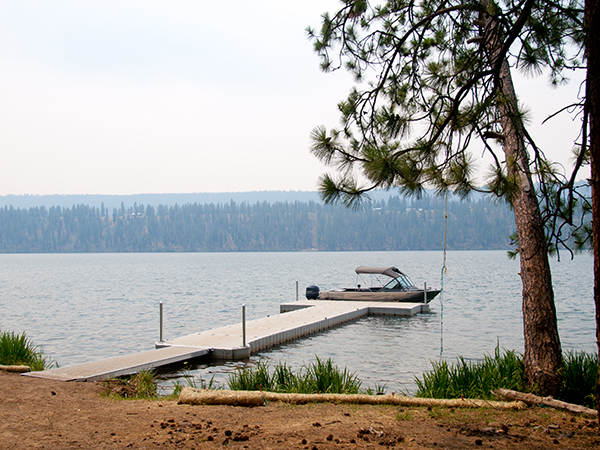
[584,0,600,425]
[482,2,562,396]
[497,59,562,396]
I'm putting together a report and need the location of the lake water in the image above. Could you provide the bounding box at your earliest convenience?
[0,250,595,394]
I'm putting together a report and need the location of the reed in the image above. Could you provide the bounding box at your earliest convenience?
[302,356,362,394]
[132,370,158,398]
[0,330,56,371]
[415,346,598,407]
[227,360,273,391]
[414,346,527,400]
[272,361,296,392]
[560,351,598,409]
[227,357,363,394]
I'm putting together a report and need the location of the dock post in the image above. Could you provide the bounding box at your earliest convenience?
[423,282,427,304]
[159,301,164,342]
[296,281,299,301]
[242,304,246,347]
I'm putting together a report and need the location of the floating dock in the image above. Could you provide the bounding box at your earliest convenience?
[24,300,429,382]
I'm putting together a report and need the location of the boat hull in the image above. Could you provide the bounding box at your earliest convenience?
[317,289,440,303]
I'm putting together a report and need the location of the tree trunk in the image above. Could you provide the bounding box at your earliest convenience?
[585,0,600,425]
[496,59,562,396]
[482,3,562,396]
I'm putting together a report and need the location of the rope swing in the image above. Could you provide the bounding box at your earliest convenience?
[440,191,448,358]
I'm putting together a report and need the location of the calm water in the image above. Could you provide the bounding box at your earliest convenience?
[0,251,595,393]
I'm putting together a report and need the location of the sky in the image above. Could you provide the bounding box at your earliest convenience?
[0,0,587,196]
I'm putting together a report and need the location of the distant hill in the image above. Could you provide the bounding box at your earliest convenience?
[0,191,322,210]
[1,187,589,254]
[0,193,515,253]
[0,189,483,210]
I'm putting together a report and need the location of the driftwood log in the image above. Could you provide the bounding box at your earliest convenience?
[493,388,598,418]
[178,387,527,409]
[0,364,31,373]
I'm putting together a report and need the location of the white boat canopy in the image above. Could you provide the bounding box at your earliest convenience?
[354,266,406,278]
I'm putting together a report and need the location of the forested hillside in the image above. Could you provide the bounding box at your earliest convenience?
[0,196,514,253]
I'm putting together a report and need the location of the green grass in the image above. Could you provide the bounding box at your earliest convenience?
[0,330,56,371]
[415,346,599,409]
[133,370,158,398]
[395,409,413,421]
[227,357,363,394]
[415,346,527,400]
[559,350,598,408]
[228,359,273,391]
[103,349,598,408]
[102,370,158,399]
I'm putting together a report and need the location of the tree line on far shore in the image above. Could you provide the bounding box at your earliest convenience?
[0,195,514,253]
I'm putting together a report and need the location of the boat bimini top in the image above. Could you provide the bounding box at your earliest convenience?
[354,266,406,278]
[354,266,416,290]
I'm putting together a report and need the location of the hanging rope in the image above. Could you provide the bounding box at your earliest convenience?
[440,191,448,358]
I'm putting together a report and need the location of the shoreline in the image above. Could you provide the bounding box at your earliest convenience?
[2,371,598,449]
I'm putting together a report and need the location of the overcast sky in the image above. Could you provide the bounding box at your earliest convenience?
[0,0,586,196]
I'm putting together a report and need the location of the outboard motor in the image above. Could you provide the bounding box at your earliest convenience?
[305,285,320,300]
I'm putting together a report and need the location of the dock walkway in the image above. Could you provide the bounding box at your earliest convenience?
[25,300,428,382]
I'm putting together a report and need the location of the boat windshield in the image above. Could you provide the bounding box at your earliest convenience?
[384,274,414,290]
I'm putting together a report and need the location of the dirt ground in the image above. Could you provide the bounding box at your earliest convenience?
[1,371,599,449]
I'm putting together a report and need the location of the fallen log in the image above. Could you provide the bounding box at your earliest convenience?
[178,389,265,407]
[493,388,598,418]
[178,387,527,409]
[0,364,31,373]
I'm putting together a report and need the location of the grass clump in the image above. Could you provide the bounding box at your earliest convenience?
[301,356,362,394]
[0,330,56,371]
[415,345,599,409]
[560,350,598,408]
[227,357,363,394]
[395,409,413,421]
[102,370,158,399]
[415,346,528,400]
[228,359,276,391]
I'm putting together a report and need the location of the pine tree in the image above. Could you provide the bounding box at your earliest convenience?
[307,0,585,395]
